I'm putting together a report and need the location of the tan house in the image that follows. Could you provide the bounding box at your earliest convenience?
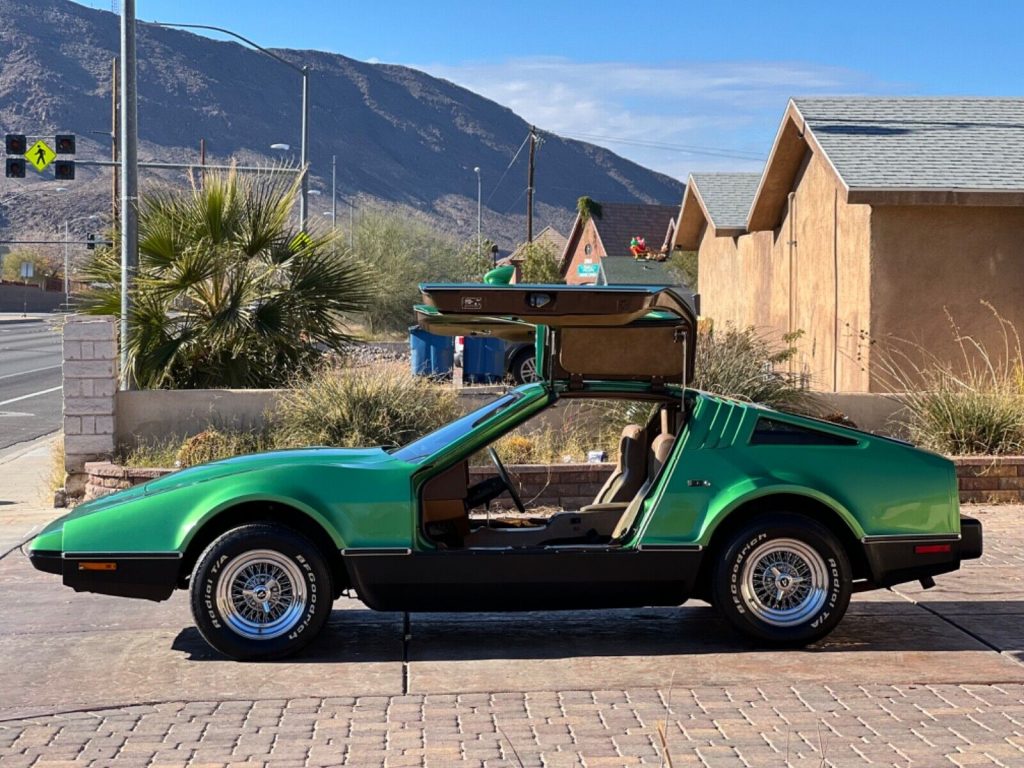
[559,202,679,285]
[676,97,1024,393]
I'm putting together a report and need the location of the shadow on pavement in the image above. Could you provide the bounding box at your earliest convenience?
[170,600,1024,662]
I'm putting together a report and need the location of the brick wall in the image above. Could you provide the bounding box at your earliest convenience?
[954,456,1024,503]
[63,316,118,496]
[83,461,614,504]
[82,457,1024,505]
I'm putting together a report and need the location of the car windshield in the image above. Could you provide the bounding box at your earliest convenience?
[390,392,523,463]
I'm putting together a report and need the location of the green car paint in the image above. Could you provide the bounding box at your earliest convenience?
[27,283,981,655]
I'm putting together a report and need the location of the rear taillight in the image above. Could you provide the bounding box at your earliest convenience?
[914,544,952,554]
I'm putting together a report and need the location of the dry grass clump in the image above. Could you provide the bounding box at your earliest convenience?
[694,323,820,414]
[876,303,1024,455]
[176,429,274,468]
[274,363,459,449]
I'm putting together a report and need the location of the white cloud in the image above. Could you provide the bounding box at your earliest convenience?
[420,57,900,180]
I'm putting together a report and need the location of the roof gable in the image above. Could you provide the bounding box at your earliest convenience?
[794,97,1024,194]
[676,173,762,249]
[750,97,1024,230]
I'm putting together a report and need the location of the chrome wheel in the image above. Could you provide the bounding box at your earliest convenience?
[216,549,307,640]
[739,538,828,627]
[519,354,538,382]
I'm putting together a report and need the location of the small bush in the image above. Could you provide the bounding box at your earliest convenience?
[176,429,270,467]
[694,323,819,414]
[876,304,1024,455]
[274,363,459,449]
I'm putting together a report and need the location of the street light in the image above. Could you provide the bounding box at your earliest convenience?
[270,143,290,151]
[151,21,310,229]
[473,166,481,259]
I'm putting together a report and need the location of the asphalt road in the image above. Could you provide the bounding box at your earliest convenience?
[0,317,62,453]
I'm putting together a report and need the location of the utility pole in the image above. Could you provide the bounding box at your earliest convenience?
[120,0,139,390]
[526,125,537,243]
[331,154,337,233]
[474,166,481,258]
[111,56,119,226]
[299,66,309,231]
[199,138,206,188]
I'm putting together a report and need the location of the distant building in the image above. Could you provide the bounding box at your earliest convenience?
[559,202,680,285]
[676,98,1024,393]
[501,226,567,283]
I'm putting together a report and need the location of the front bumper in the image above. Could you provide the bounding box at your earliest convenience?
[28,549,180,602]
[862,515,983,588]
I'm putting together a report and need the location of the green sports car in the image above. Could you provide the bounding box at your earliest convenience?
[28,284,982,660]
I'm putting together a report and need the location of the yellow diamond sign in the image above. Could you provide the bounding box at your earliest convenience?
[25,140,56,172]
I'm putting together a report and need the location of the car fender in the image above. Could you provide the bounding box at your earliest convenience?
[698,478,866,545]
[179,486,345,555]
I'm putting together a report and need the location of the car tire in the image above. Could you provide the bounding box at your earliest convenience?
[190,523,332,661]
[510,348,538,384]
[712,514,851,646]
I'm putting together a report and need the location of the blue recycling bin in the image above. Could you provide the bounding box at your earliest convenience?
[409,327,454,378]
[463,336,505,383]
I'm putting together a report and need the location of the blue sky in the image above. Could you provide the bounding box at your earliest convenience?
[79,0,1024,181]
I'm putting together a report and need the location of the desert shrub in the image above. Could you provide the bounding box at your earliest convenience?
[274,363,459,449]
[517,241,562,284]
[176,429,271,467]
[693,324,819,414]
[876,304,1024,454]
[80,169,371,388]
[352,210,489,335]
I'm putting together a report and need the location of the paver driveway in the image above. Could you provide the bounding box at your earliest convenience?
[0,505,1021,766]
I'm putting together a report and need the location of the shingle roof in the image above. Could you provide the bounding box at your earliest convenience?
[689,173,762,230]
[508,226,567,261]
[794,98,1024,191]
[592,203,679,258]
[600,257,681,287]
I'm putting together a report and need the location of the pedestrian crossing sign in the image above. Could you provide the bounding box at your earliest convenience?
[24,140,56,172]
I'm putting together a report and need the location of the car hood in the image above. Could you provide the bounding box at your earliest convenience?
[61,447,394,522]
[142,446,392,495]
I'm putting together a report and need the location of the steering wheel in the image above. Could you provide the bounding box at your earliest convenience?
[487,447,526,514]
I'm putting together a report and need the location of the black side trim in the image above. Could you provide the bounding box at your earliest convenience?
[62,556,180,601]
[63,551,182,559]
[341,548,412,557]
[345,548,701,612]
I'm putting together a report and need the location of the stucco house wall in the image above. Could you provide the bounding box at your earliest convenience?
[697,152,871,392]
[869,205,1024,390]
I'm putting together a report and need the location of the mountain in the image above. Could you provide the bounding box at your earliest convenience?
[0,0,684,247]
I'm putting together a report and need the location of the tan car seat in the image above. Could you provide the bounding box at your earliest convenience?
[610,433,676,541]
[591,425,646,505]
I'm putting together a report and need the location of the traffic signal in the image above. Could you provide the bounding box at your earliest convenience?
[5,158,25,178]
[54,160,75,180]
[55,134,76,154]
[86,233,95,250]
[5,134,26,154]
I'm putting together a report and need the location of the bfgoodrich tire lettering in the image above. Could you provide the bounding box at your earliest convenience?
[190,523,332,661]
[712,513,851,646]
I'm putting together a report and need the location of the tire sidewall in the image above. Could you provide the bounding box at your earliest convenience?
[715,515,850,645]
[191,525,331,660]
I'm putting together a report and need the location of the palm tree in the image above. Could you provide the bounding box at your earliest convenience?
[81,169,371,389]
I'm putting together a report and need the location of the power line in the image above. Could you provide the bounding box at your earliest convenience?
[484,132,531,207]
[558,131,766,161]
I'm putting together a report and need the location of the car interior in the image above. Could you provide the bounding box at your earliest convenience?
[419,399,685,549]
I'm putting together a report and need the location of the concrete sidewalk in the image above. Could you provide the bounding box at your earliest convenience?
[0,434,60,556]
